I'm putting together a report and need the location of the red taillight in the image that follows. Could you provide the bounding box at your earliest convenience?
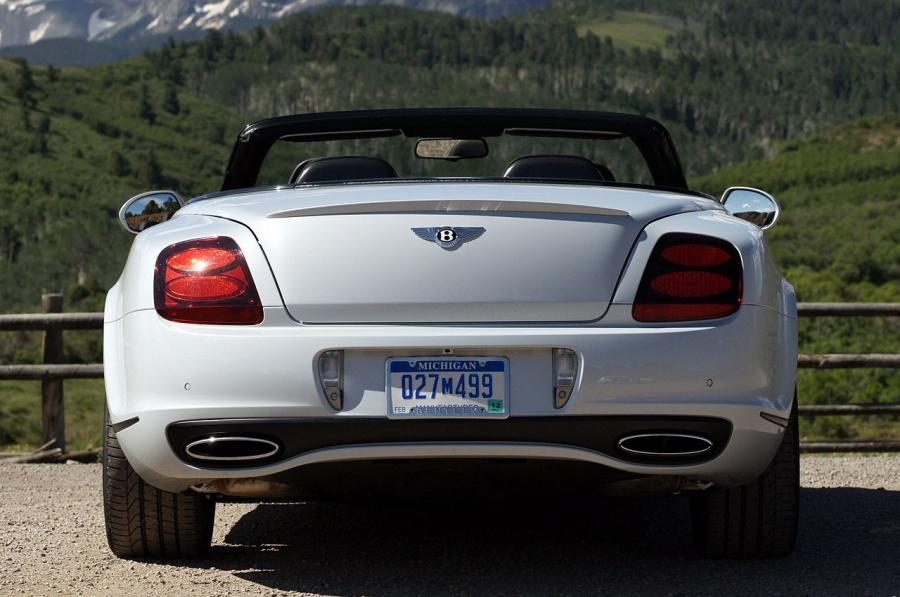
[167,247,237,275]
[154,237,263,325]
[632,233,742,322]
[650,271,733,298]
[660,244,731,267]
[165,274,247,302]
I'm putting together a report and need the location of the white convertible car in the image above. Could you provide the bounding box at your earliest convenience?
[104,109,798,559]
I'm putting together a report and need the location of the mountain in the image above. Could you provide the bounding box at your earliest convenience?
[0,0,547,50]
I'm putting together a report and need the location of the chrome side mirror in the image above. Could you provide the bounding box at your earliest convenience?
[721,187,780,229]
[118,190,184,234]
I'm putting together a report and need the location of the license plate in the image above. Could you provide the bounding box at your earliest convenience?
[386,357,509,418]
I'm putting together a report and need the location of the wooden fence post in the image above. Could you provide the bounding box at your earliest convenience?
[40,293,65,452]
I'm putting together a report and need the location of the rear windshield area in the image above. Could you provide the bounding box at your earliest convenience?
[256,133,653,187]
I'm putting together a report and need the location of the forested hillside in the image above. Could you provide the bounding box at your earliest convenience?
[693,116,900,440]
[0,2,897,445]
[0,58,239,318]
[0,1,896,312]
[167,1,898,174]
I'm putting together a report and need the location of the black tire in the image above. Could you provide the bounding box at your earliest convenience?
[103,409,215,558]
[691,396,799,558]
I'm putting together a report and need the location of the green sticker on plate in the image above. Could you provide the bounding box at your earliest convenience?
[487,399,504,413]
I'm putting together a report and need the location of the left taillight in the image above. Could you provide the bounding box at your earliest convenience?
[154,237,263,325]
[632,233,742,323]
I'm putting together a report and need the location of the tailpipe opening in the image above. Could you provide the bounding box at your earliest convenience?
[617,433,713,460]
[185,436,281,463]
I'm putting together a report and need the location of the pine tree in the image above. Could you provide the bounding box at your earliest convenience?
[12,58,36,109]
[34,115,50,154]
[163,85,180,115]
[111,152,131,177]
[138,84,156,125]
[144,151,164,186]
[20,105,31,130]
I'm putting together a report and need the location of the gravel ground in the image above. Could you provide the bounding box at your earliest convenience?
[0,456,898,596]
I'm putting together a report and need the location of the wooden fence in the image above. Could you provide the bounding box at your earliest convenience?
[0,295,898,455]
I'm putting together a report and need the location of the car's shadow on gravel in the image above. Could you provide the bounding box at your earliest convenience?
[168,487,900,595]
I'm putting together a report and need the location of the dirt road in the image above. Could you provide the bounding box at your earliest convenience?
[1,456,898,596]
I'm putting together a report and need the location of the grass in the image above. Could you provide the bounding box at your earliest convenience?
[0,379,105,452]
[575,10,682,50]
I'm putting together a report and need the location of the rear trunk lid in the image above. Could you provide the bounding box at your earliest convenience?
[185,182,715,323]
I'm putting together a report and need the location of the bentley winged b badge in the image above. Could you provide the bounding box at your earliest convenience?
[412,226,486,251]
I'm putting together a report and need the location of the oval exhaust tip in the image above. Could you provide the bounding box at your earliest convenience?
[185,436,281,462]
[617,433,713,457]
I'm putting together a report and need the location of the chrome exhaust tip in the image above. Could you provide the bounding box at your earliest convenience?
[617,433,713,458]
[185,436,281,462]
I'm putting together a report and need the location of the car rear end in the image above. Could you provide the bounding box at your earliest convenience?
[104,182,797,496]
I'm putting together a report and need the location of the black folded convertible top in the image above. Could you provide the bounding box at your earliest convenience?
[221,108,688,191]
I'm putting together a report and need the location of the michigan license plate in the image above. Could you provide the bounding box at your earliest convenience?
[386,357,508,419]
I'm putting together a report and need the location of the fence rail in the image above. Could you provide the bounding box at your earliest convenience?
[1,297,898,456]
[0,312,104,331]
[797,354,900,369]
[798,403,900,416]
[796,302,900,317]
[798,441,900,453]
[0,364,105,380]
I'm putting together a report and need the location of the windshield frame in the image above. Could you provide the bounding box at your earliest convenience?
[221,108,689,191]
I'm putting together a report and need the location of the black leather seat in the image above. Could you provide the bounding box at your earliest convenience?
[503,155,612,181]
[290,156,398,184]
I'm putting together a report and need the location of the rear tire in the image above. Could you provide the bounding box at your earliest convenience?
[690,396,799,558]
[102,409,215,558]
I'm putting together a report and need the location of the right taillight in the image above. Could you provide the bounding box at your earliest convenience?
[632,233,742,322]
[154,236,263,325]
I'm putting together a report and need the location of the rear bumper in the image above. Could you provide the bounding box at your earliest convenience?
[167,416,733,467]
[105,304,797,492]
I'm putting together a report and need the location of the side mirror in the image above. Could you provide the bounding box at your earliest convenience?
[118,190,184,234]
[415,138,488,161]
[721,187,779,229]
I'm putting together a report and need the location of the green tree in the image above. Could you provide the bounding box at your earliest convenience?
[19,105,31,130]
[111,152,131,177]
[138,84,156,124]
[163,85,180,115]
[12,58,36,109]
[144,151,164,186]
[34,115,50,154]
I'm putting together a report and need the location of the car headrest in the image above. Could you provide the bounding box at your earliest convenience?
[595,164,615,181]
[290,156,398,184]
[503,155,609,181]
